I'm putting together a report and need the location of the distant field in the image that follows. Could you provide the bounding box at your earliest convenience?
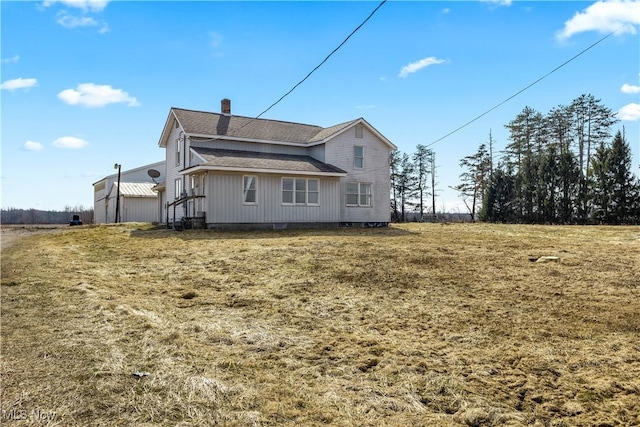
[1,223,639,426]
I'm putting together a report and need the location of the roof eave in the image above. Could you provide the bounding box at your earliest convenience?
[319,118,397,149]
[181,165,347,177]
[158,109,181,148]
[187,133,310,147]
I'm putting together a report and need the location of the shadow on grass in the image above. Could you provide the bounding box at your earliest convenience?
[129,224,415,241]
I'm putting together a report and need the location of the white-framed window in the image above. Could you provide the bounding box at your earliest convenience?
[175,138,181,166]
[354,146,364,169]
[282,178,319,205]
[243,175,257,204]
[355,124,363,138]
[346,182,372,207]
[174,178,183,199]
[200,174,206,196]
[190,175,196,195]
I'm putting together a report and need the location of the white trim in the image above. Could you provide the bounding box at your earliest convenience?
[242,175,258,205]
[346,182,372,207]
[189,146,207,163]
[354,145,364,169]
[181,165,346,177]
[281,177,320,206]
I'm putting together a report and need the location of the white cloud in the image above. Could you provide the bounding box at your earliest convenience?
[1,78,38,91]
[556,0,640,41]
[98,23,109,34]
[43,0,109,12]
[618,103,640,121]
[57,83,140,108]
[2,55,20,64]
[53,136,89,149]
[57,12,98,29]
[621,83,640,94]
[399,57,447,78]
[24,141,44,151]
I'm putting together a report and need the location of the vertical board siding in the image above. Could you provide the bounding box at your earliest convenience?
[206,173,340,224]
[121,197,157,222]
[324,126,391,223]
[191,139,308,156]
[166,125,185,222]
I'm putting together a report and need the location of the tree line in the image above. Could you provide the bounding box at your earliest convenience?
[1,206,94,225]
[454,94,640,224]
[389,145,440,222]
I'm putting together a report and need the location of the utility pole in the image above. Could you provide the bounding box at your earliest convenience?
[114,163,121,223]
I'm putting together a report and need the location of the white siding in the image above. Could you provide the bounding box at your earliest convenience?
[190,139,309,156]
[120,197,157,222]
[324,126,391,223]
[166,126,187,222]
[309,145,325,162]
[204,173,340,224]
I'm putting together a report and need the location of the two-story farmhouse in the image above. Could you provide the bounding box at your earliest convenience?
[157,99,395,229]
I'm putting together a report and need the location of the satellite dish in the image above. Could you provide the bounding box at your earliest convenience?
[147,169,161,184]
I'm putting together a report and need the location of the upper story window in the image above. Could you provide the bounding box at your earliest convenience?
[355,124,363,138]
[354,146,364,169]
[243,176,257,204]
[175,138,181,167]
[282,178,319,205]
[346,182,372,207]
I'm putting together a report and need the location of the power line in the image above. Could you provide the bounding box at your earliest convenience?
[425,23,629,148]
[227,0,387,137]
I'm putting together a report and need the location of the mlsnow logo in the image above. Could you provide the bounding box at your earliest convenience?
[1,408,57,422]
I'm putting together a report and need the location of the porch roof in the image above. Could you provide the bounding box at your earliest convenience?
[187,147,347,176]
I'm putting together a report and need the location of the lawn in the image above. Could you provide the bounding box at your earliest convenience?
[1,223,639,426]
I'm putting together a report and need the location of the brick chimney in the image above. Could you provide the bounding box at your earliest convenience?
[221,98,231,116]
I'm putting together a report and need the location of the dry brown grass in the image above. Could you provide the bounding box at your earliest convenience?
[2,223,639,426]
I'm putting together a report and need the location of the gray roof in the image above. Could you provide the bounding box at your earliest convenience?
[173,108,359,144]
[191,148,347,175]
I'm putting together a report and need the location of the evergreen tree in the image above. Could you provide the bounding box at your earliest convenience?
[481,165,516,223]
[397,152,415,222]
[413,145,431,220]
[454,143,491,221]
[569,94,618,222]
[389,150,401,222]
[608,131,635,223]
[504,106,545,222]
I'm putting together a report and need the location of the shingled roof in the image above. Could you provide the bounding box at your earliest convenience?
[171,108,359,145]
[189,148,347,175]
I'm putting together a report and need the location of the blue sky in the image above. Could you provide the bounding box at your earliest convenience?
[2,0,639,213]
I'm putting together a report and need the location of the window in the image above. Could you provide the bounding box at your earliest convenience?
[282,178,319,205]
[243,176,257,204]
[308,179,319,204]
[200,174,206,196]
[346,182,372,207]
[355,124,363,138]
[174,178,183,199]
[175,138,181,166]
[190,176,196,194]
[354,146,364,169]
